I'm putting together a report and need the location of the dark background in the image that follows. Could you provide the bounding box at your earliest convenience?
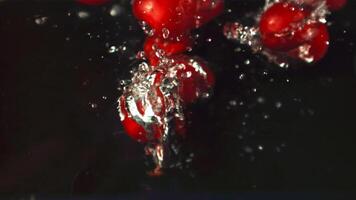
[0,0,355,197]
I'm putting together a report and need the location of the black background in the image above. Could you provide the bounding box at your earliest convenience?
[0,0,355,197]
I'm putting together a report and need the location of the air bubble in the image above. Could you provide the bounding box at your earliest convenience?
[34,16,48,25]
[108,46,118,53]
[162,28,170,39]
[77,11,90,19]
[275,102,283,109]
[109,5,123,17]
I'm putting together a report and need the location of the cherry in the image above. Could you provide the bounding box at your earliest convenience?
[119,96,150,143]
[132,0,224,38]
[326,0,347,10]
[172,55,215,104]
[259,2,330,63]
[287,22,329,63]
[259,2,311,51]
[77,0,110,6]
[118,92,165,143]
[144,34,193,66]
[119,55,216,142]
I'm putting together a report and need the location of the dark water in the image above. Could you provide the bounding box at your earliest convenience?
[0,0,355,197]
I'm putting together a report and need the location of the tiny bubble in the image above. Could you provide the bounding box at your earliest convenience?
[257,97,265,104]
[34,16,48,25]
[89,103,98,109]
[238,73,246,80]
[275,101,282,109]
[229,100,237,106]
[244,146,253,153]
[78,11,90,19]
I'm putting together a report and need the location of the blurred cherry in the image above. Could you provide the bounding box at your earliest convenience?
[326,0,347,10]
[132,0,224,38]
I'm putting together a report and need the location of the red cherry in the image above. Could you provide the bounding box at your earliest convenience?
[119,90,168,143]
[77,0,110,6]
[172,55,215,104]
[259,2,311,51]
[287,22,329,62]
[326,0,347,10]
[194,0,226,28]
[144,34,193,66]
[259,2,330,62]
[132,0,224,38]
[119,96,150,143]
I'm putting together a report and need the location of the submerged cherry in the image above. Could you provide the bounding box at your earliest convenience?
[118,86,166,143]
[121,0,220,172]
[172,55,215,104]
[288,22,329,63]
[118,54,216,143]
[119,96,150,143]
[132,0,224,38]
[259,2,330,63]
[259,2,311,51]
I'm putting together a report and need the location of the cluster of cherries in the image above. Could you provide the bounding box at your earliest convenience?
[224,0,347,65]
[76,0,347,174]
[124,0,223,175]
